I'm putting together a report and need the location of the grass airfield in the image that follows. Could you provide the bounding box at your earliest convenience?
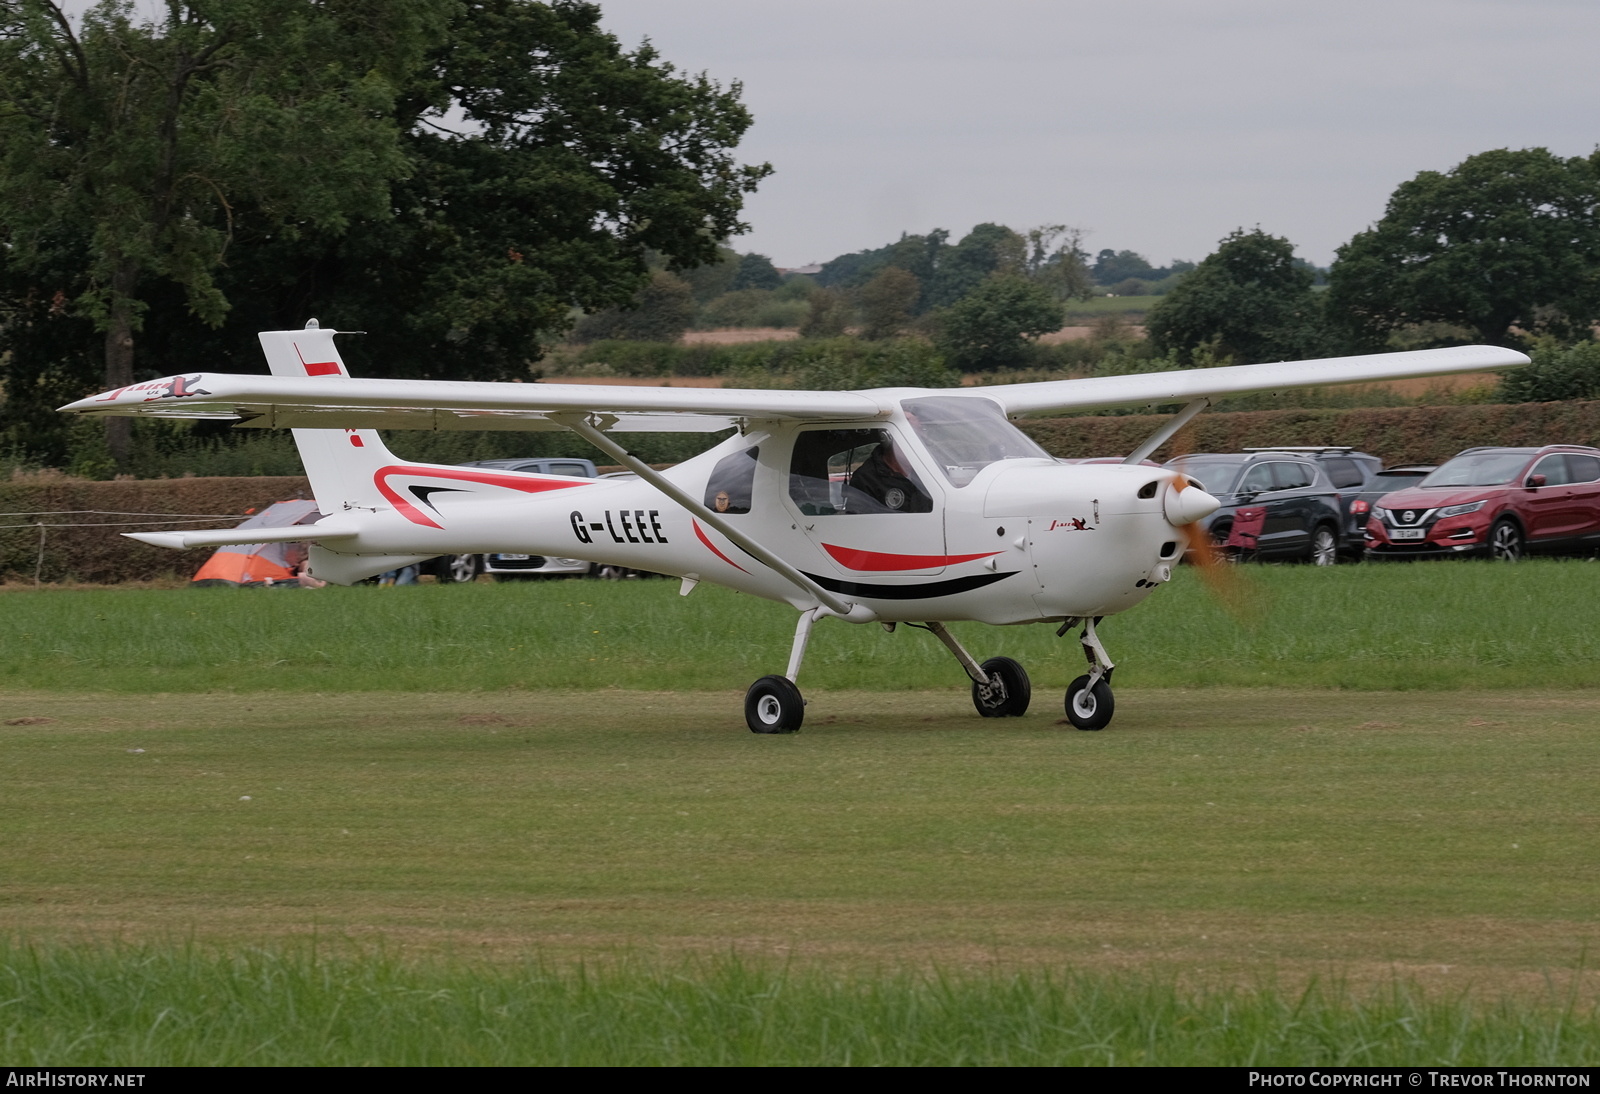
[3,562,1600,1062]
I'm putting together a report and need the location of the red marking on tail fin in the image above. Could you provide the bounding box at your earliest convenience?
[295,343,341,376]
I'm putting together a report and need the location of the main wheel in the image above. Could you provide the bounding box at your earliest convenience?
[436,554,480,583]
[745,675,804,734]
[972,656,1031,718]
[1064,674,1115,731]
[1490,519,1523,562]
[1309,526,1338,567]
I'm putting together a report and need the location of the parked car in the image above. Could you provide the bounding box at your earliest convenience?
[1364,445,1600,561]
[1240,446,1383,556]
[1164,450,1347,564]
[424,458,602,583]
[1345,465,1435,543]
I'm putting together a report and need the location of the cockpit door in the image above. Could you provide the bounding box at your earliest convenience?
[785,426,947,578]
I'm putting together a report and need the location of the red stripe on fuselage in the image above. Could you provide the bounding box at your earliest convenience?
[693,520,748,573]
[375,466,590,528]
[822,543,1001,571]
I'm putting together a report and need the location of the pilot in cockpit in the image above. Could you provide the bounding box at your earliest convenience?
[849,434,933,513]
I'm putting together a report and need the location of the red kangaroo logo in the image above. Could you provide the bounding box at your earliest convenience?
[160,375,212,399]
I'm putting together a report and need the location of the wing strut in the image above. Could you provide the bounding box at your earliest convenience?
[552,414,860,617]
[1123,398,1210,464]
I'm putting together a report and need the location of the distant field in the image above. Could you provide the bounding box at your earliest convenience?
[1063,294,1162,319]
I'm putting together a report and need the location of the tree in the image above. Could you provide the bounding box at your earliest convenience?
[0,0,443,467]
[924,223,1024,310]
[935,274,1062,371]
[858,266,920,340]
[814,229,947,307]
[1021,224,1093,303]
[1327,148,1600,348]
[1147,228,1327,365]
[1092,249,1157,284]
[0,0,772,468]
[1497,339,1600,402]
[676,246,741,303]
[572,270,695,343]
[255,0,770,381]
[799,288,850,338]
[730,252,781,292]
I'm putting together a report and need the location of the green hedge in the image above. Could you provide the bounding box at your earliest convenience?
[0,476,310,584]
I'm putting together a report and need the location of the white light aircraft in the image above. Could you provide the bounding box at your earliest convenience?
[63,324,1527,733]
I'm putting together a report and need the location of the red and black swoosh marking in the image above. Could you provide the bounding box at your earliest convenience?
[822,543,1001,571]
[692,520,749,573]
[376,466,590,528]
[801,570,1017,600]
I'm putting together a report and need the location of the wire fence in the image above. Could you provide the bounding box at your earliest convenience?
[0,510,248,585]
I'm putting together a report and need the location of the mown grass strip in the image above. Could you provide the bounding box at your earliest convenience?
[2,942,1595,1066]
[1,560,1597,692]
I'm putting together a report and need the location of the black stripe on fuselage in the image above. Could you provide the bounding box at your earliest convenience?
[800,570,1017,600]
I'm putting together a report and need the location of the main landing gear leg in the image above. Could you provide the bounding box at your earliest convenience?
[925,621,1031,718]
[745,608,817,734]
[1063,616,1116,731]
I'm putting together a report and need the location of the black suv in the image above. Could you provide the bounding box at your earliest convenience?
[1241,447,1384,555]
[1164,449,1359,564]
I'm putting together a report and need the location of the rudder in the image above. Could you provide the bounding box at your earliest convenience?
[259,320,396,512]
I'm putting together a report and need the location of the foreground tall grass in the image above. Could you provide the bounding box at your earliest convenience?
[1,559,1597,691]
[3,943,1594,1066]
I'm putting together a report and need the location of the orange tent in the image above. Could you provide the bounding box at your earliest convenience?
[192,499,323,586]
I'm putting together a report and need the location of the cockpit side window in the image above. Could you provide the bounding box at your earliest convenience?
[789,429,932,515]
[703,446,759,514]
[900,396,1052,486]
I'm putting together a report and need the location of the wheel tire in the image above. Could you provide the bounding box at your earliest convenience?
[437,554,480,584]
[1064,674,1115,731]
[595,564,630,580]
[1309,526,1338,567]
[745,675,804,734]
[972,656,1031,718]
[1490,519,1523,562]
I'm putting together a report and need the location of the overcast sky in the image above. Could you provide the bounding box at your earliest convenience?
[594,0,1600,270]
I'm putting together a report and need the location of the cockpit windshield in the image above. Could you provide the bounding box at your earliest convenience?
[900,396,1053,486]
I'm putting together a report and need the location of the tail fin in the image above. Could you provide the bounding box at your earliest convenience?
[258,320,398,512]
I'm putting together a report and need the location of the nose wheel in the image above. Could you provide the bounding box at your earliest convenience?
[1059,616,1117,731]
[1065,674,1114,730]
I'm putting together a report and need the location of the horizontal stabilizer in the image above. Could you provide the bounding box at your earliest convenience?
[124,519,359,550]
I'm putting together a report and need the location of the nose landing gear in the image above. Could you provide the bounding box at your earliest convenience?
[1060,616,1116,731]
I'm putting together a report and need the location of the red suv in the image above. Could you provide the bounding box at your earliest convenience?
[1364,445,1600,561]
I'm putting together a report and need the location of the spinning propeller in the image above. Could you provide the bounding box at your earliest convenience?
[1163,472,1264,621]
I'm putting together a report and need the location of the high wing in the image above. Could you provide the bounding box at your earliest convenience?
[60,343,1527,430]
[981,344,1525,417]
